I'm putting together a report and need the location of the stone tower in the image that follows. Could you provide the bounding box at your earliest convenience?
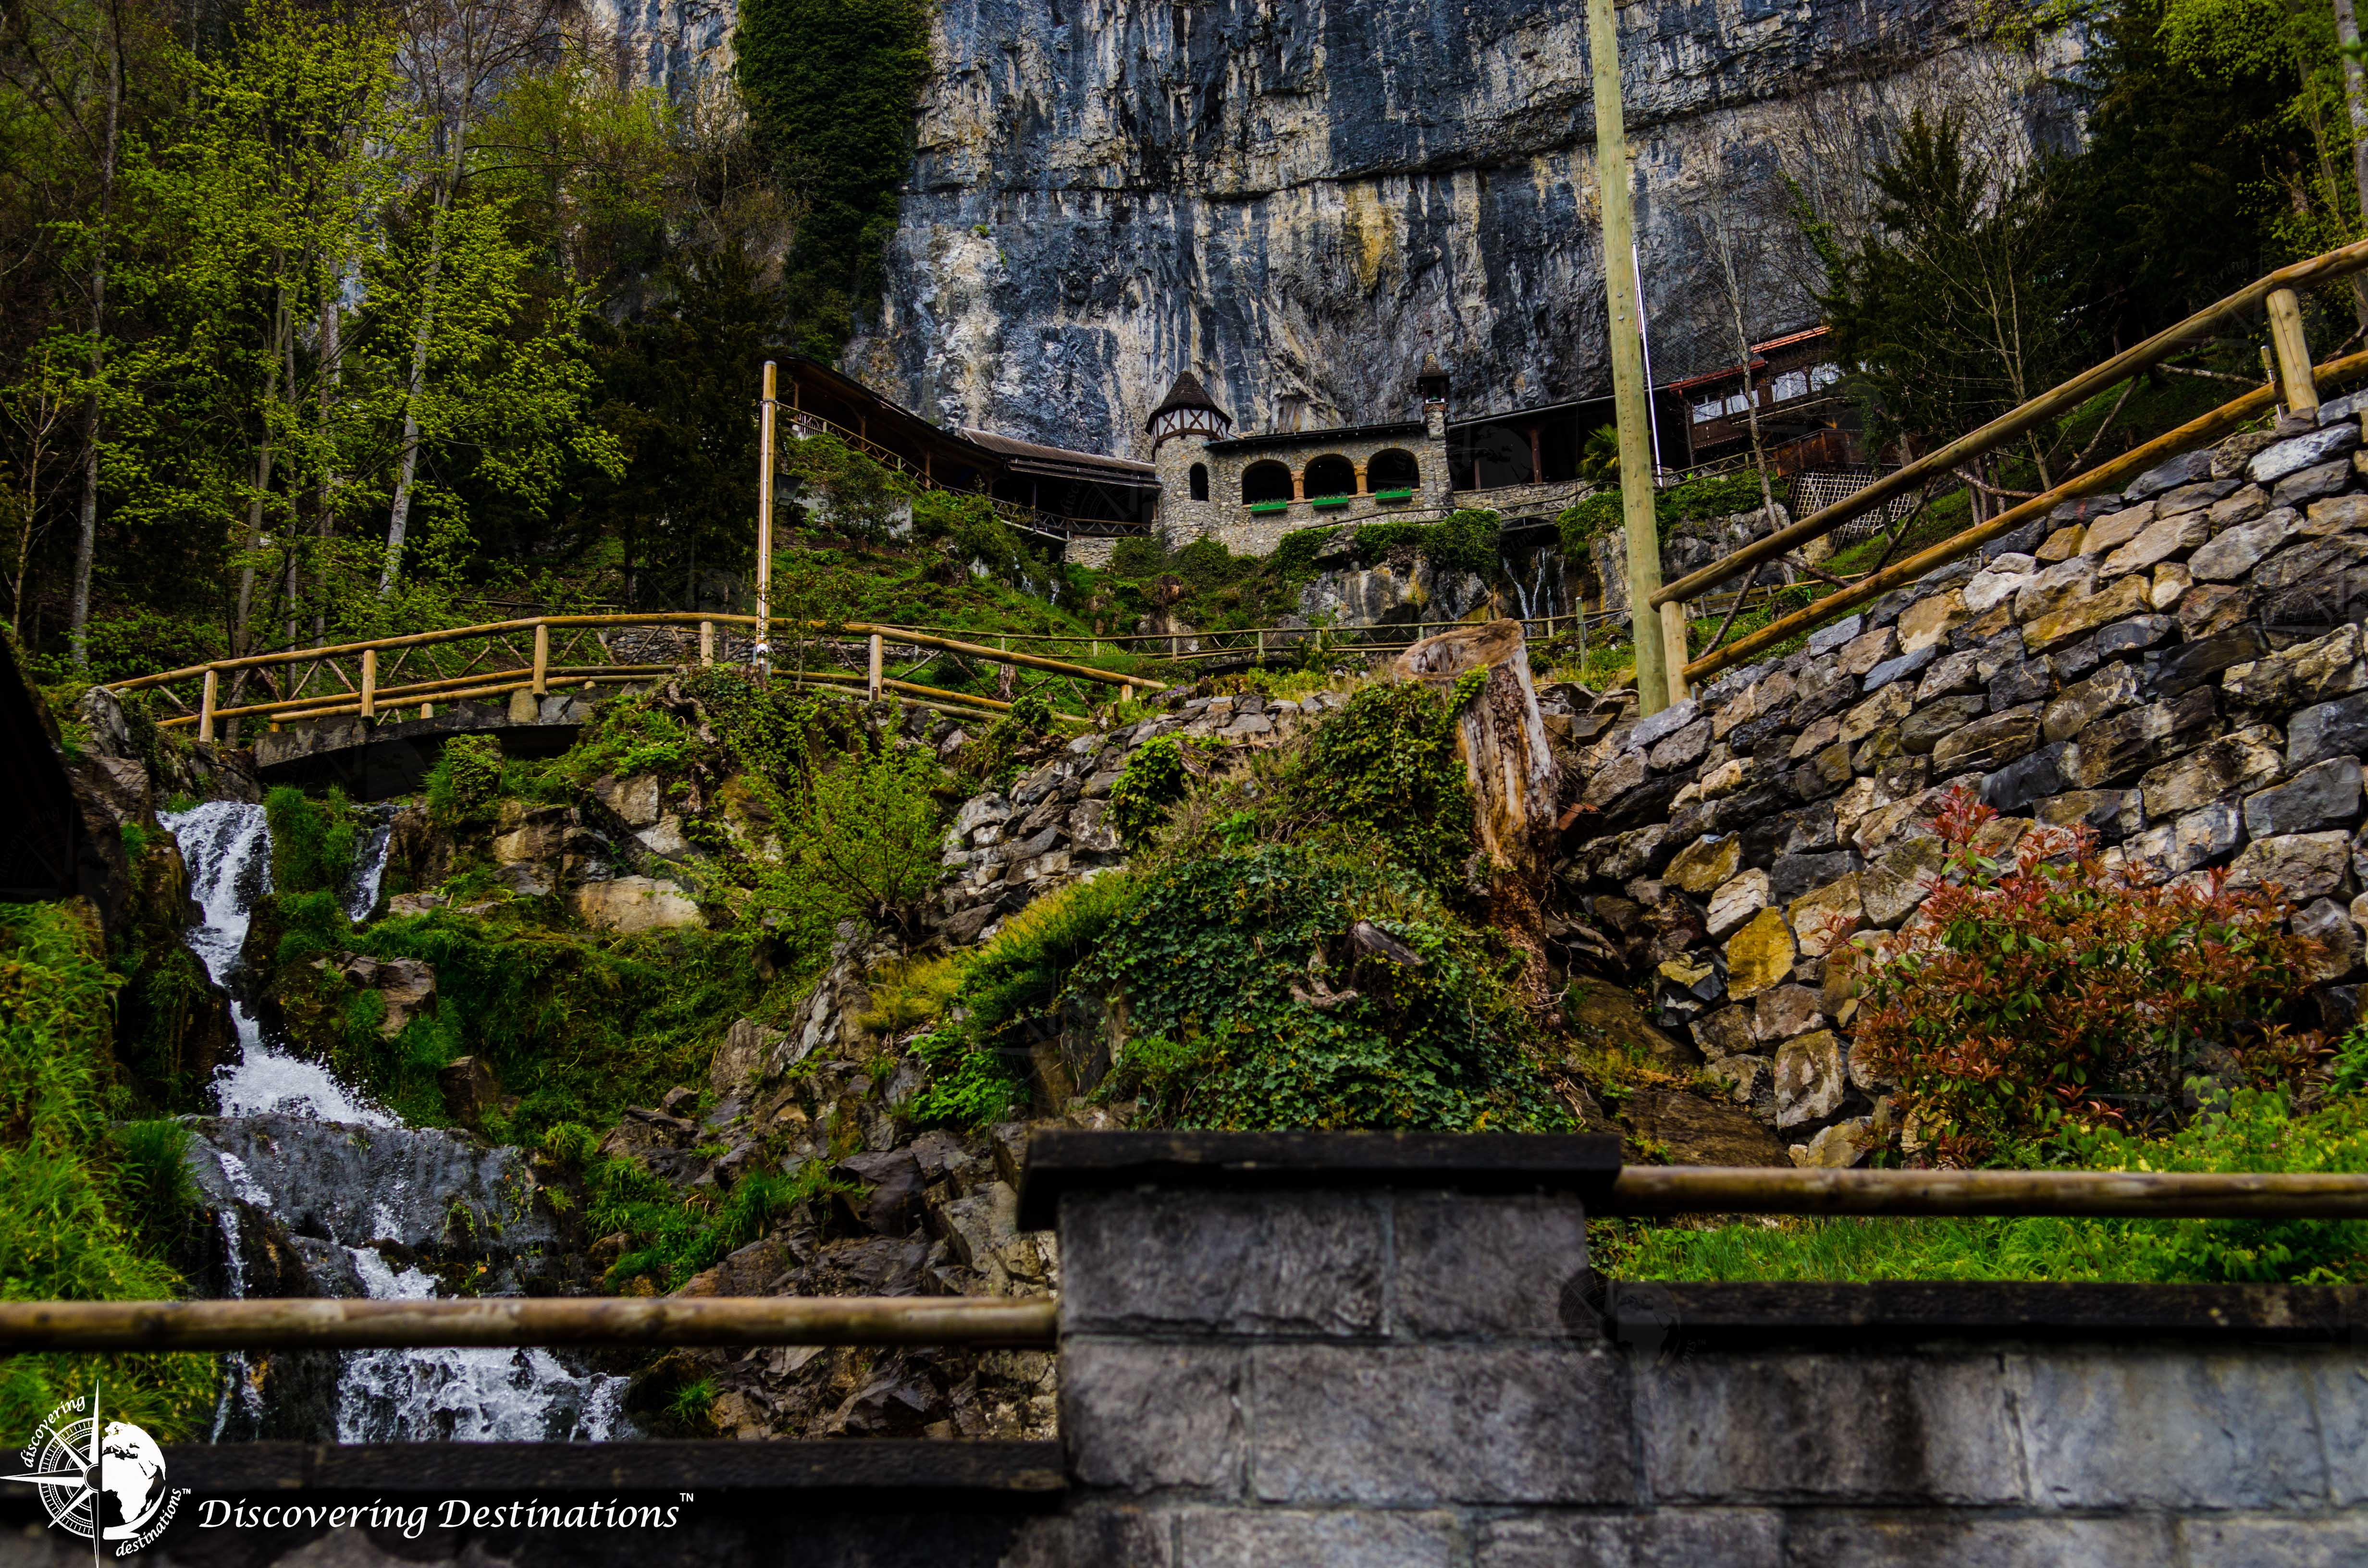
[1146,371,1232,549]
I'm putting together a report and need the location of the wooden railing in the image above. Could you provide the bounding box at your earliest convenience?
[1654,237,2368,686]
[780,406,1151,541]
[107,613,1171,742]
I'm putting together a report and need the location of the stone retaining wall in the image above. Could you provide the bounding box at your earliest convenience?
[1557,392,2368,1164]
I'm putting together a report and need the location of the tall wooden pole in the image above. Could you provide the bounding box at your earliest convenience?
[1588,0,1670,713]
[756,360,777,679]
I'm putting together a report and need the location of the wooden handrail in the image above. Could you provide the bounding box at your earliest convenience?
[1651,234,2368,610]
[1605,1166,2368,1218]
[0,1296,1058,1351]
[1685,346,2368,683]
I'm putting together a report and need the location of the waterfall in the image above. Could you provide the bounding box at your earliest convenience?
[164,802,394,1126]
[344,815,393,922]
[165,802,630,1443]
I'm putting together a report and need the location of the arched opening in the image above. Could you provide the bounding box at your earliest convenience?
[1189,463,1209,502]
[1367,449,1419,493]
[1242,461,1293,504]
[1304,454,1356,499]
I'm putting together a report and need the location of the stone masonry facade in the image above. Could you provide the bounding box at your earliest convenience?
[1557,391,2368,1165]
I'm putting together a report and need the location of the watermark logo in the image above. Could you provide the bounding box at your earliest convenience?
[4,1384,187,1556]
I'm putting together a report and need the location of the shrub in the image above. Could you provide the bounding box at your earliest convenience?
[1298,680,1474,884]
[1109,734,1197,845]
[1423,508,1502,576]
[1075,844,1563,1131]
[900,874,1141,1127]
[1268,527,1336,582]
[1848,789,2322,1164]
[264,785,358,895]
[788,737,945,934]
[1108,536,1165,577]
[0,904,215,1438]
[426,734,506,826]
[912,490,1028,582]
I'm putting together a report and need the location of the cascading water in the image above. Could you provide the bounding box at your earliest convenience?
[164,802,629,1443]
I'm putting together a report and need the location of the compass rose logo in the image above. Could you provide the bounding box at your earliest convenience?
[4,1381,186,1557]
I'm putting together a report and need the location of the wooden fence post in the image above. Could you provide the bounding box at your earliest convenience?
[531,624,549,696]
[1660,600,1693,703]
[360,649,376,721]
[198,670,217,744]
[868,633,884,700]
[2268,287,2320,418]
[699,621,715,666]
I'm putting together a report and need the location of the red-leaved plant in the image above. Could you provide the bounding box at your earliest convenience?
[1842,788,2325,1165]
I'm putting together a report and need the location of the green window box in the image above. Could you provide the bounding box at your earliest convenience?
[1248,501,1291,514]
[1370,489,1415,502]
[1310,495,1353,509]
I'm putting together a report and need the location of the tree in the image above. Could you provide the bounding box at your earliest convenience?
[1812,109,2083,495]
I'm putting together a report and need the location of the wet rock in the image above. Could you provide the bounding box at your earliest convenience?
[833,1149,926,1237]
[438,1056,504,1127]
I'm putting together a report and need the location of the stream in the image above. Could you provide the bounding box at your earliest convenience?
[163,801,631,1443]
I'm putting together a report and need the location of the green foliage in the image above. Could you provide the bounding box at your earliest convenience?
[787,736,945,934]
[1109,734,1197,845]
[1606,1088,2368,1284]
[910,490,1033,585]
[1812,108,2081,463]
[734,0,932,354]
[1075,845,1564,1132]
[901,874,1141,1127]
[264,785,358,895]
[1108,536,1166,577]
[324,910,778,1143]
[1350,509,1502,576]
[589,1155,847,1292]
[0,904,214,1439]
[1850,790,2320,1164]
[665,1376,720,1428]
[782,431,915,539]
[1267,527,1335,583]
[1558,473,1782,558]
[1297,681,1475,885]
[426,735,506,826]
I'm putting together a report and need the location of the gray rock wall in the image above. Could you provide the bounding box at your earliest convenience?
[1556,394,2368,1165]
[844,0,2083,456]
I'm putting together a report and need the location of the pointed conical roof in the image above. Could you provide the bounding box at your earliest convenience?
[1147,370,1231,431]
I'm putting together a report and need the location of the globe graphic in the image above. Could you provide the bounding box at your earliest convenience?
[91,1422,167,1535]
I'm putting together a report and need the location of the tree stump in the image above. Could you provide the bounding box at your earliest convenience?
[1393,619,1562,1000]
[1392,618,1561,878]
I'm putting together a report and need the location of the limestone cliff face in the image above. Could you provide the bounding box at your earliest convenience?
[838,0,2080,457]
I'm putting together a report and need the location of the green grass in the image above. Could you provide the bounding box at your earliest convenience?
[1603,1089,2368,1285]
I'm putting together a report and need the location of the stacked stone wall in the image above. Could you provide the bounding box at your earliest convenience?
[1557,393,2368,1164]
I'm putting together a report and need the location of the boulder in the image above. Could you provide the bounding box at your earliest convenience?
[1930,703,2043,776]
[437,1056,505,1127]
[1706,870,1771,941]
[575,875,703,933]
[591,773,664,828]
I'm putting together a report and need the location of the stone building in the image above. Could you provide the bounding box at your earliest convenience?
[1146,359,1459,553]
